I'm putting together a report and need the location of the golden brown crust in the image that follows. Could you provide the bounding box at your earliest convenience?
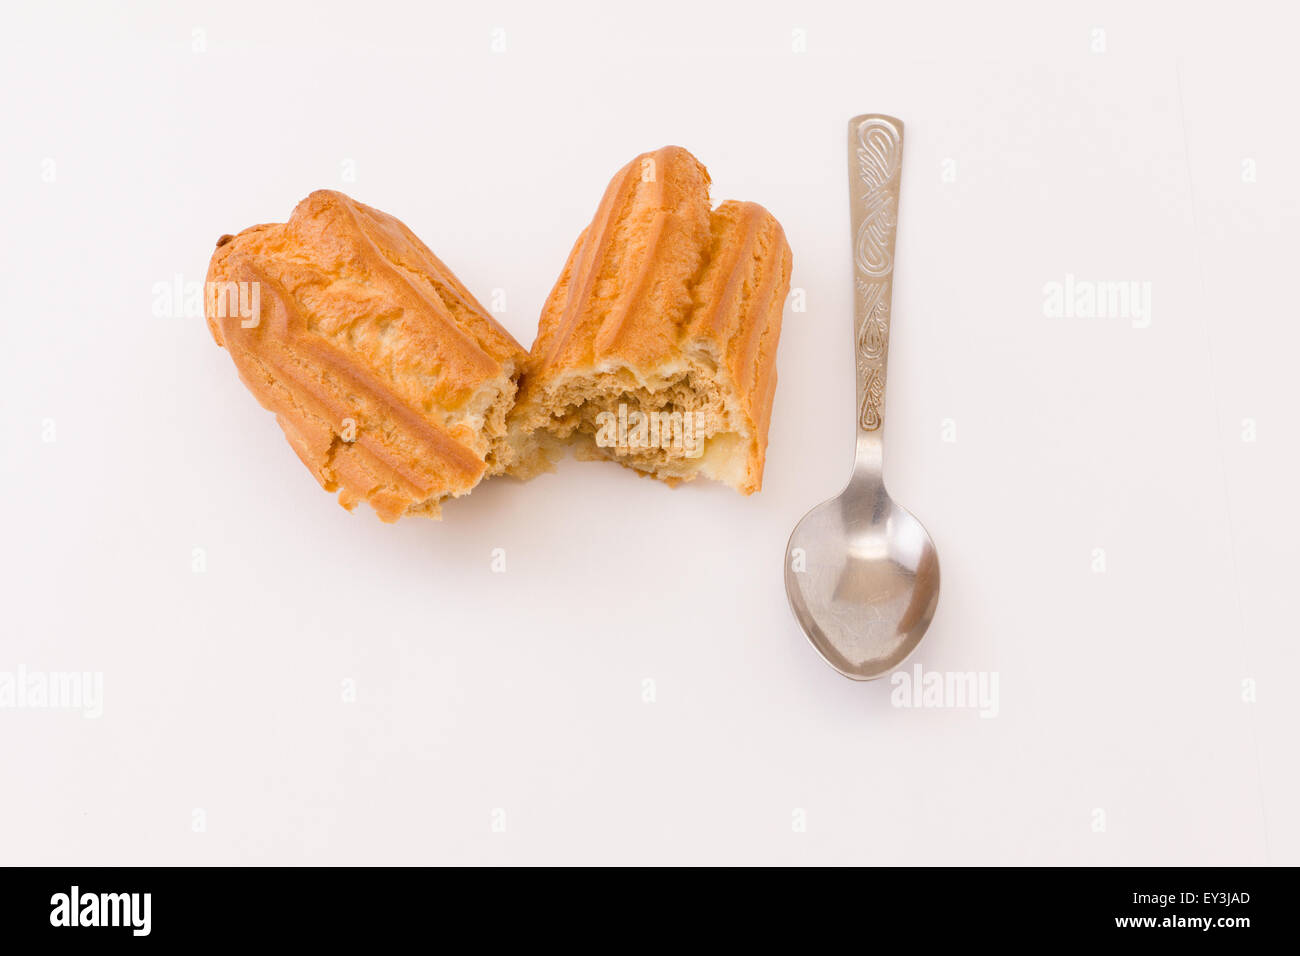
[526,147,713,377]
[205,190,528,521]
[685,199,792,491]
[514,147,792,494]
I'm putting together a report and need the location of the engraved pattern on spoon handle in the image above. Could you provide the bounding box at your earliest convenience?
[848,115,904,439]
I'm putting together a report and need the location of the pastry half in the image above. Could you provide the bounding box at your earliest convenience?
[511,146,792,494]
[206,190,533,521]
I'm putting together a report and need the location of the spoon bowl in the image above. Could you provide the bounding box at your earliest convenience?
[785,477,939,679]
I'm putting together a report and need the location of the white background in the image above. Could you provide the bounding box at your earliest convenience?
[2,0,1296,865]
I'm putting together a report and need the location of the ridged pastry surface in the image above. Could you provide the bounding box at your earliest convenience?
[516,146,792,493]
[205,190,527,521]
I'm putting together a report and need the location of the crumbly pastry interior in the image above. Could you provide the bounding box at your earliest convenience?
[510,147,792,494]
[205,190,538,521]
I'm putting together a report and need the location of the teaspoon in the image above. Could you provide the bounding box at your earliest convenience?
[784,114,941,680]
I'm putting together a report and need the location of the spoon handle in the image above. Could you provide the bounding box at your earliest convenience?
[848,114,904,472]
